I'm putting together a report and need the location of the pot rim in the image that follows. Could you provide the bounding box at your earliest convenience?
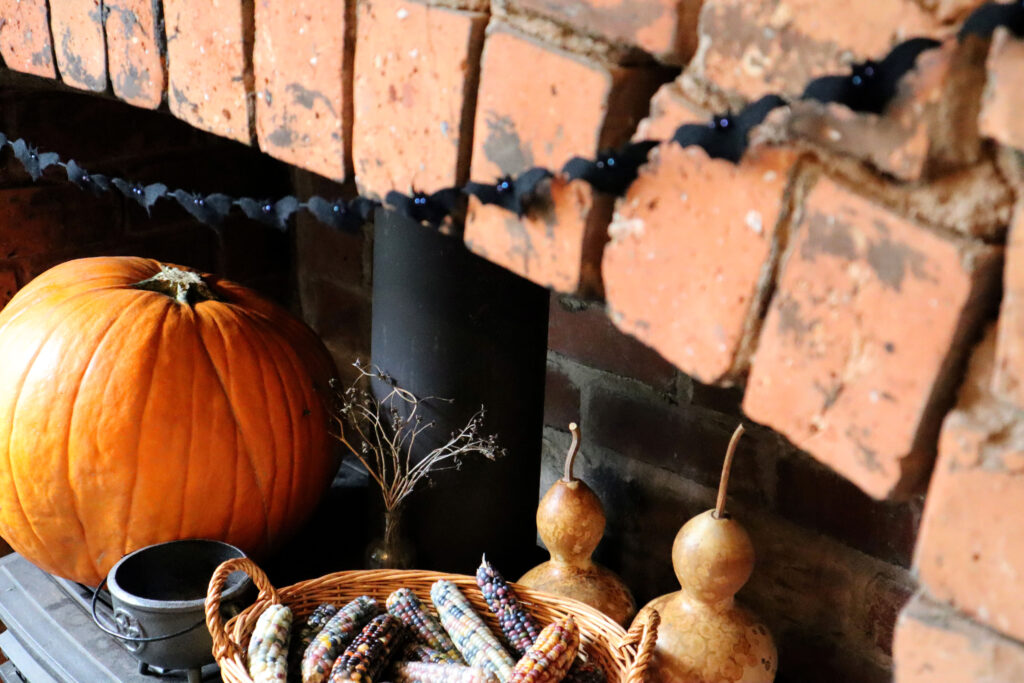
[107,538,250,613]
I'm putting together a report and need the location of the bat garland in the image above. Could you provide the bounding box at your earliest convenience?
[0,0,1017,233]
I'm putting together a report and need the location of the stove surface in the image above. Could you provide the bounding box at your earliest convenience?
[0,553,221,682]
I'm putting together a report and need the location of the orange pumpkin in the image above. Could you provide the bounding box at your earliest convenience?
[0,256,339,585]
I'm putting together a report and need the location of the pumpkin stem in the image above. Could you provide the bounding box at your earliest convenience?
[132,265,219,305]
[563,422,581,482]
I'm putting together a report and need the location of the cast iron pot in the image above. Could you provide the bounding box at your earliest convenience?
[91,539,252,679]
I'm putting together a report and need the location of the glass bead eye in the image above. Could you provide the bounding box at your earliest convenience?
[496,176,513,193]
[262,202,273,213]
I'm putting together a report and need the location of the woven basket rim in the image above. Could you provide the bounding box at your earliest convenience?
[205,558,658,683]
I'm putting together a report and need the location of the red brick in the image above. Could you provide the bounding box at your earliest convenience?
[980,28,1024,151]
[469,23,669,182]
[163,0,252,143]
[921,0,990,23]
[50,0,107,91]
[105,0,166,108]
[894,592,1024,683]
[353,0,486,196]
[0,268,17,310]
[0,187,121,261]
[604,141,797,385]
[497,0,702,64]
[255,0,347,181]
[994,203,1024,405]
[464,175,610,296]
[633,79,708,143]
[915,325,1024,641]
[0,0,56,78]
[543,363,580,429]
[547,292,677,390]
[691,0,948,100]
[743,177,1001,499]
[784,41,959,182]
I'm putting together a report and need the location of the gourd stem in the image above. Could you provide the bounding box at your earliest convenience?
[132,265,219,305]
[563,422,582,482]
[714,424,745,519]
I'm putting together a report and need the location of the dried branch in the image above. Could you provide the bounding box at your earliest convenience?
[329,361,506,512]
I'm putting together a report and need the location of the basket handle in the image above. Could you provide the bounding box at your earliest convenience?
[621,608,660,683]
[205,557,280,661]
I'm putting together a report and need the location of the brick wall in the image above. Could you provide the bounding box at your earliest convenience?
[2,1,1024,681]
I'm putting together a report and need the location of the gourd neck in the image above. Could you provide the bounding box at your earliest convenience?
[133,265,219,305]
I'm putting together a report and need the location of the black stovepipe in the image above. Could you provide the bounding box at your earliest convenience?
[370,210,550,577]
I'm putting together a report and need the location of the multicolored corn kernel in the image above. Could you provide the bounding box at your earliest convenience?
[476,556,540,657]
[563,659,606,683]
[302,596,379,683]
[289,604,339,682]
[327,613,406,683]
[248,603,292,683]
[430,580,516,683]
[392,661,500,683]
[387,588,464,665]
[404,643,459,664]
[508,616,579,683]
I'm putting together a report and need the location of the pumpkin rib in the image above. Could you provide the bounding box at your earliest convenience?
[192,308,275,552]
[121,300,177,560]
[1,289,116,576]
[64,293,156,582]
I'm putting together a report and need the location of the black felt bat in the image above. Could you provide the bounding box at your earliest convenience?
[64,160,111,195]
[959,1,1024,39]
[171,190,234,227]
[801,37,941,114]
[237,196,300,231]
[112,178,167,215]
[672,94,788,163]
[563,141,658,195]
[464,167,552,215]
[385,187,462,227]
[11,139,60,181]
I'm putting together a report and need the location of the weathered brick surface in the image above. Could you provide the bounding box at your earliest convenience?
[784,41,961,181]
[916,325,1024,642]
[0,187,120,260]
[547,293,678,390]
[604,140,797,385]
[353,0,486,196]
[980,28,1024,151]
[50,0,107,91]
[0,0,56,78]
[894,592,1024,683]
[255,0,347,181]
[543,362,580,429]
[464,175,610,296]
[743,176,1001,500]
[633,79,709,143]
[105,0,167,109]
[994,203,1024,409]
[470,23,669,182]
[496,0,702,64]
[690,0,947,101]
[164,0,252,143]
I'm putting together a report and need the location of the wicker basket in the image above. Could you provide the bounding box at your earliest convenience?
[205,557,659,683]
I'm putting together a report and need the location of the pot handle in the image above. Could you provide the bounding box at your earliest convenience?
[621,607,660,683]
[90,577,207,644]
[206,557,280,661]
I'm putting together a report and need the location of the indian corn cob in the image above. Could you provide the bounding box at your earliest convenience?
[327,613,406,683]
[289,604,339,682]
[404,643,458,664]
[476,556,540,657]
[302,595,379,683]
[508,616,579,683]
[387,588,464,664]
[563,660,606,683]
[392,661,500,683]
[248,603,292,683]
[430,580,516,683]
